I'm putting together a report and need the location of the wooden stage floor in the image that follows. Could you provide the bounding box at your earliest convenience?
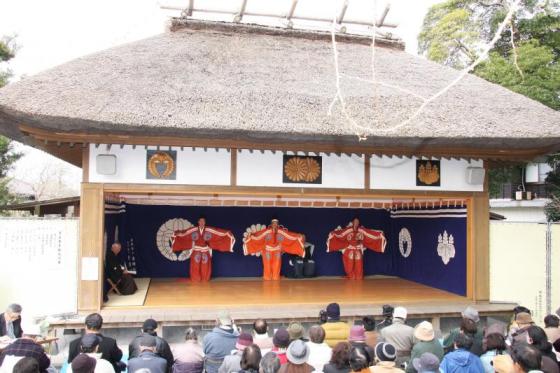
[142,276,467,308]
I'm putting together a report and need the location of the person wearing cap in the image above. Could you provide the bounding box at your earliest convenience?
[377,306,394,332]
[128,335,167,373]
[380,307,414,368]
[307,325,332,373]
[219,333,253,373]
[543,315,560,345]
[322,303,351,348]
[479,327,508,373]
[272,328,291,365]
[68,313,123,372]
[252,319,274,353]
[129,318,174,372]
[203,311,240,373]
[362,316,379,351]
[510,313,535,347]
[173,328,204,373]
[507,308,532,345]
[443,307,483,356]
[288,323,307,343]
[411,353,440,373]
[0,324,50,373]
[243,218,305,281]
[278,340,314,373]
[66,333,115,373]
[440,333,484,373]
[371,342,404,373]
[348,326,375,365]
[0,303,23,340]
[406,322,444,373]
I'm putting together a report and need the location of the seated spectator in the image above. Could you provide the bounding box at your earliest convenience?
[407,322,444,373]
[440,334,484,373]
[12,357,40,373]
[288,323,307,343]
[380,307,414,368]
[511,313,535,346]
[412,353,440,373]
[278,340,314,373]
[129,319,174,372]
[443,307,483,356]
[272,329,291,365]
[239,345,262,373]
[260,352,281,373]
[219,333,253,373]
[68,313,123,372]
[67,333,115,373]
[0,304,23,340]
[172,328,204,373]
[480,331,508,373]
[253,320,274,352]
[508,307,532,345]
[525,326,559,373]
[106,242,137,295]
[128,335,167,373]
[511,343,543,373]
[0,324,50,373]
[348,326,374,365]
[544,315,560,345]
[371,342,404,373]
[307,325,332,373]
[322,304,350,348]
[362,316,379,351]
[349,346,371,373]
[377,306,394,332]
[492,355,514,373]
[203,311,240,373]
[554,340,560,364]
[323,342,352,373]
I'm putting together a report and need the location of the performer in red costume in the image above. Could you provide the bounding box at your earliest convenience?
[326,217,387,280]
[172,217,235,282]
[243,218,305,280]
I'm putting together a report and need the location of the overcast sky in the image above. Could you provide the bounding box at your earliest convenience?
[0,0,441,195]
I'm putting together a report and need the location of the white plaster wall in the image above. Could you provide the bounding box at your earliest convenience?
[236,150,364,189]
[490,207,547,223]
[89,144,231,185]
[370,156,484,192]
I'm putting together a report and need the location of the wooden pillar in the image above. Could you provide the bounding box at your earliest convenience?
[471,192,490,301]
[78,183,104,312]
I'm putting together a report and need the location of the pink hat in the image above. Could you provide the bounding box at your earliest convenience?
[236,333,253,350]
[348,326,366,342]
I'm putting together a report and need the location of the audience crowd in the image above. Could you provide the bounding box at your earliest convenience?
[2,303,560,373]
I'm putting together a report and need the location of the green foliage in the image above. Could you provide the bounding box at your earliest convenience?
[545,155,560,221]
[488,166,519,199]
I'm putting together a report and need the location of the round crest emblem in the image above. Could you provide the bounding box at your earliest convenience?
[156,218,193,261]
[398,228,412,258]
[148,151,175,179]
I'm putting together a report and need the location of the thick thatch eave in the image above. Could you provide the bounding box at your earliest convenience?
[0,20,559,166]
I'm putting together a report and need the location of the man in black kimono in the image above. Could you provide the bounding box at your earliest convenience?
[106,242,137,295]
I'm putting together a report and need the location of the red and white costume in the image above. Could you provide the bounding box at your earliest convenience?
[172,225,235,282]
[327,224,386,280]
[243,224,305,280]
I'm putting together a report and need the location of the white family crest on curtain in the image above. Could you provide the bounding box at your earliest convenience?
[437,230,455,265]
[398,228,412,258]
[156,218,193,261]
[243,224,267,256]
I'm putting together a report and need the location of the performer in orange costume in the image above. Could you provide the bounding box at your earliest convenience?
[172,217,235,282]
[327,217,387,280]
[243,218,305,280]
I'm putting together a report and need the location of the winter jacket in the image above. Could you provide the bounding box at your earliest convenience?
[218,350,242,373]
[128,351,167,373]
[306,342,332,373]
[443,329,483,357]
[440,349,484,373]
[129,332,174,372]
[380,319,414,367]
[323,321,350,348]
[202,327,240,373]
[479,350,508,373]
[66,353,115,373]
[406,339,444,373]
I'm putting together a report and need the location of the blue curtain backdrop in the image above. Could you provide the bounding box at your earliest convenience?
[105,203,467,296]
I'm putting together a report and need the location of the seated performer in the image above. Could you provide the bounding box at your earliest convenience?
[172,216,235,282]
[243,218,305,280]
[327,217,386,280]
[106,242,138,295]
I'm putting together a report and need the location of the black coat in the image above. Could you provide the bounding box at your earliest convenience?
[68,333,123,372]
[129,332,174,373]
[106,251,125,284]
[0,313,22,339]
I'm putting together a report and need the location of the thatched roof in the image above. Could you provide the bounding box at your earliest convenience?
[1,20,559,162]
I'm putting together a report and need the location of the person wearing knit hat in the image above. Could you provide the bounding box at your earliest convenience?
[128,318,174,372]
[66,334,115,373]
[380,307,414,368]
[322,303,350,348]
[406,322,443,373]
[371,342,404,373]
[443,307,484,356]
[288,322,306,342]
[272,328,291,365]
[348,325,375,368]
[278,340,313,373]
[412,353,440,373]
[219,333,254,373]
[376,305,394,332]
